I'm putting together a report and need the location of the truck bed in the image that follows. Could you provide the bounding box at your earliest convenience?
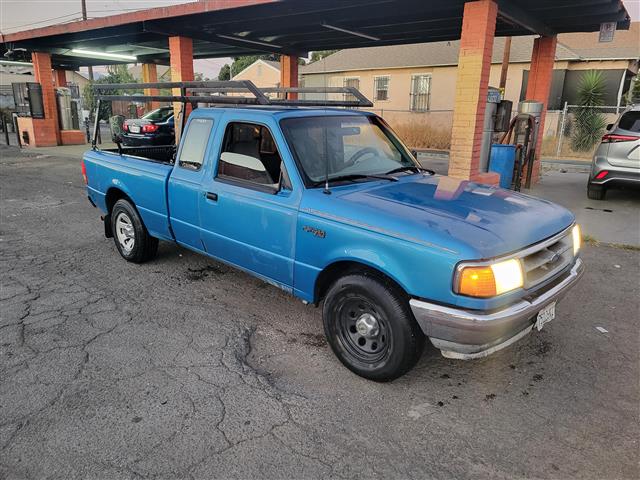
[83,148,175,241]
[101,145,176,164]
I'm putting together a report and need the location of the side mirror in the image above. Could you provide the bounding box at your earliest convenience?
[410,149,418,159]
[606,123,614,131]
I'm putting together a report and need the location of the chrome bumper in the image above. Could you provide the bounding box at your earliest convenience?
[410,259,584,360]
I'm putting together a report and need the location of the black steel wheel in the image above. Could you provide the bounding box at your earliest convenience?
[323,272,425,381]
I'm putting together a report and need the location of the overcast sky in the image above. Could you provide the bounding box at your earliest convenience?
[1,0,639,79]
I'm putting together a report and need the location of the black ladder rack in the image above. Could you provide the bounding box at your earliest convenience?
[92,80,373,108]
[91,80,373,148]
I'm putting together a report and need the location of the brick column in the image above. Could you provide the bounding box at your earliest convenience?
[448,0,499,185]
[169,36,194,144]
[31,52,60,146]
[525,35,557,184]
[53,69,67,87]
[280,54,299,99]
[142,63,161,111]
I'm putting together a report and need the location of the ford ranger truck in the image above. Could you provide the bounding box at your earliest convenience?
[83,107,584,381]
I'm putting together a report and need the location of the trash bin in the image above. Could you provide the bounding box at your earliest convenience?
[489,144,517,189]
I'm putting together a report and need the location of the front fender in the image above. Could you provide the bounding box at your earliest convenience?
[293,211,459,304]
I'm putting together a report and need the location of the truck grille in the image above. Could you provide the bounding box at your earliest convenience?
[521,230,574,289]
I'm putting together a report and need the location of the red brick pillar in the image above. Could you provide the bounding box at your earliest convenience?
[448,0,499,185]
[280,55,299,100]
[31,52,60,146]
[53,69,67,88]
[525,35,557,184]
[141,63,161,111]
[169,36,194,143]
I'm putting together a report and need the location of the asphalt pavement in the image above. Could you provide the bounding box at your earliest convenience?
[1,145,638,480]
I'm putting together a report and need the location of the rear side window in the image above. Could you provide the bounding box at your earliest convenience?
[178,118,214,170]
[618,111,640,132]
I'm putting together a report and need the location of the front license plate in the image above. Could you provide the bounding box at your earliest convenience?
[536,302,556,331]
[129,125,140,133]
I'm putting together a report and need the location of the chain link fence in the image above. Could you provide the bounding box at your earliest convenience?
[541,104,623,160]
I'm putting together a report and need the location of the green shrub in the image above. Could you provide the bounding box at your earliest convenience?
[570,70,607,152]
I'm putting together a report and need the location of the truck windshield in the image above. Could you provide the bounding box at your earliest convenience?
[280,115,418,186]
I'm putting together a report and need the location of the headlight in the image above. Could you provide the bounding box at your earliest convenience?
[572,224,581,256]
[455,258,524,298]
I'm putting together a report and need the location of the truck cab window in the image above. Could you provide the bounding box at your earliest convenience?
[177,118,213,170]
[217,122,284,189]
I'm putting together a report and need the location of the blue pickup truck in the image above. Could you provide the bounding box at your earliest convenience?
[83,104,584,381]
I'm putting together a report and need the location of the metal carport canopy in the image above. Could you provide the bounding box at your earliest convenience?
[0,0,631,68]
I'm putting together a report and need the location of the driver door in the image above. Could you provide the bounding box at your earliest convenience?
[199,119,299,288]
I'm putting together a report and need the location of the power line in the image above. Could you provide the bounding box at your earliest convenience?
[3,11,82,32]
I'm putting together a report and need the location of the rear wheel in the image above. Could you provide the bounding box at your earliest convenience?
[323,273,425,382]
[587,183,606,200]
[111,199,158,263]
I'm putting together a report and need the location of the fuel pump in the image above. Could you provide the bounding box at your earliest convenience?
[499,100,543,191]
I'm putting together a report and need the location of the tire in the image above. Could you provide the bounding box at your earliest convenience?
[322,273,425,382]
[111,199,159,263]
[587,183,606,200]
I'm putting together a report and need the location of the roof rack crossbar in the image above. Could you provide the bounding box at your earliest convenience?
[92,80,373,108]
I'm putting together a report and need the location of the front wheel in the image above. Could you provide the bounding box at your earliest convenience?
[323,273,425,382]
[111,199,158,263]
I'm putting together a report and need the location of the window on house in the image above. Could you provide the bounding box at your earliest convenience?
[410,74,431,112]
[374,76,389,101]
[257,64,263,77]
[177,118,214,170]
[217,122,285,190]
[344,77,360,102]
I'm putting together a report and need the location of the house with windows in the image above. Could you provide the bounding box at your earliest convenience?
[299,23,639,117]
[230,59,281,88]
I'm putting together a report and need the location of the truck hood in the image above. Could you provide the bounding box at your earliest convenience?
[304,175,575,259]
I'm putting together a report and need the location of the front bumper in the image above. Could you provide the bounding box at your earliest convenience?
[410,258,584,359]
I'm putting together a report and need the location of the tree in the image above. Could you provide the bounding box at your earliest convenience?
[194,72,210,82]
[571,70,608,152]
[218,64,231,81]
[82,64,138,120]
[629,76,640,104]
[310,50,338,63]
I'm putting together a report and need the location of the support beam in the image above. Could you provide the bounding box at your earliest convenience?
[141,63,161,111]
[448,0,500,185]
[280,54,299,100]
[26,52,60,147]
[499,36,511,91]
[169,36,194,144]
[53,69,67,87]
[496,0,555,37]
[525,35,557,185]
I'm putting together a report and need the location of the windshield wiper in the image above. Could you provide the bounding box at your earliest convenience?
[385,165,435,175]
[314,173,398,187]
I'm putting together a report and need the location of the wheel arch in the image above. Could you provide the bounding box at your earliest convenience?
[313,260,409,305]
[104,187,137,238]
[105,186,134,214]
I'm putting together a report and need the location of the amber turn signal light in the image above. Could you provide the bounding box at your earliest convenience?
[456,259,524,298]
[457,266,497,298]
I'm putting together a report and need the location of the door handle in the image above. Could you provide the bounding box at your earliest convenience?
[205,192,218,201]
